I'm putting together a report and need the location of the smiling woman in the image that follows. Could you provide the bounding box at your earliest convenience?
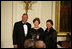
[44,19,57,48]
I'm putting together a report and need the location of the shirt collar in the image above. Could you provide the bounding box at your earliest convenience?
[22,21,28,25]
[22,21,27,24]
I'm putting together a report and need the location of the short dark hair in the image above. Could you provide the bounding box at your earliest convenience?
[46,19,53,25]
[33,18,40,24]
[23,13,28,16]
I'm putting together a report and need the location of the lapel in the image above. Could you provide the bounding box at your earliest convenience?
[20,21,25,36]
[26,22,29,33]
[21,21,29,37]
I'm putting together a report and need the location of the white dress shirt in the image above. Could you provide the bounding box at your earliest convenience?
[22,21,28,37]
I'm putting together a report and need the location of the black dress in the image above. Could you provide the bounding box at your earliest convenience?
[44,27,57,48]
[28,28,44,41]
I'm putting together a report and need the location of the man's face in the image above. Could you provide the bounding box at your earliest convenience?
[22,15,28,23]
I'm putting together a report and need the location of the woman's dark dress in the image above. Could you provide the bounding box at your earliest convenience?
[28,28,44,41]
[44,27,57,48]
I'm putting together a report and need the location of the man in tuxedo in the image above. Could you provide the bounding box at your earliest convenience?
[13,13,31,48]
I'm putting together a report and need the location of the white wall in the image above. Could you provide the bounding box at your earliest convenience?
[41,1,56,30]
[1,1,65,48]
[12,1,56,30]
[1,1,13,48]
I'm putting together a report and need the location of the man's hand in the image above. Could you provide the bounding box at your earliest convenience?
[14,45,18,48]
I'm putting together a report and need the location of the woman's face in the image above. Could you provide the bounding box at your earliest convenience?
[34,20,39,26]
[46,22,52,29]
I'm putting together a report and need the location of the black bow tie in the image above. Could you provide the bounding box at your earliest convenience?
[23,23,27,25]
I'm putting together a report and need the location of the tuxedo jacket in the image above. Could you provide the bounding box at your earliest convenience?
[13,21,31,46]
